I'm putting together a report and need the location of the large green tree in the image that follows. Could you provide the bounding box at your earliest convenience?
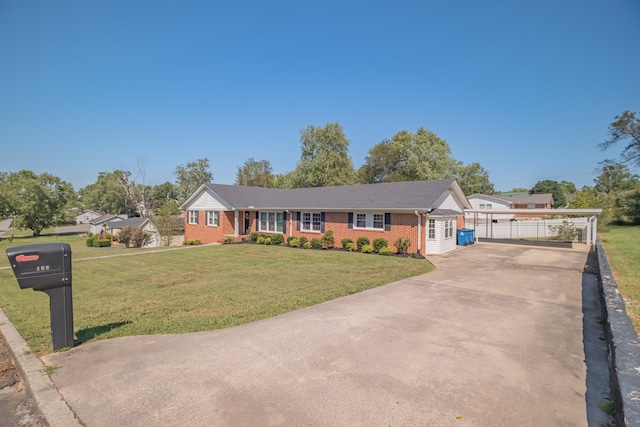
[235,158,274,187]
[530,180,566,208]
[292,123,357,188]
[174,158,213,201]
[594,162,640,224]
[455,162,494,195]
[599,110,640,167]
[79,170,133,215]
[1,170,75,236]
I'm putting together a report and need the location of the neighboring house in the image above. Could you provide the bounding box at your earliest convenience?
[180,179,471,255]
[465,193,554,221]
[465,194,514,221]
[89,214,127,235]
[74,209,103,225]
[107,217,160,248]
[493,193,554,219]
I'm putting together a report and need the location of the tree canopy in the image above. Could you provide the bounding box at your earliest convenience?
[599,110,640,168]
[78,170,133,215]
[235,158,274,187]
[0,170,75,236]
[529,180,566,208]
[174,158,213,201]
[291,123,357,188]
[455,162,494,195]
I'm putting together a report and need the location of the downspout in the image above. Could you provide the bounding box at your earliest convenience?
[415,211,421,254]
[234,211,239,237]
[286,210,292,236]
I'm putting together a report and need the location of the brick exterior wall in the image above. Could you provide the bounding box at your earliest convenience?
[184,210,462,254]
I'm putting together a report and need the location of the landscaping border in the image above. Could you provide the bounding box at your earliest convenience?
[596,238,640,426]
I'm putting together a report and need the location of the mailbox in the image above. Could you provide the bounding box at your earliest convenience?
[5,242,75,351]
[6,243,72,290]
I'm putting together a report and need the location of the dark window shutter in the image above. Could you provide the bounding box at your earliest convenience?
[283,211,287,233]
[348,212,353,229]
[255,211,259,231]
[296,212,300,231]
[385,213,391,231]
[320,212,326,233]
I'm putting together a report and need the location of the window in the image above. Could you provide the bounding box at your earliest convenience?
[479,203,485,209]
[479,203,492,210]
[353,213,385,230]
[206,211,219,226]
[527,203,535,209]
[302,212,322,232]
[444,218,454,239]
[259,212,284,233]
[428,219,436,239]
[188,211,199,225]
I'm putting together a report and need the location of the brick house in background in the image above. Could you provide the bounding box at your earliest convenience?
[180,179,470,255]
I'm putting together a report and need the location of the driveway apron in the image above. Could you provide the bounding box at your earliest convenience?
[43,243,590,426]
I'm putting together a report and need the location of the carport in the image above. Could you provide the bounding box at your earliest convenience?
[464,208,602,244]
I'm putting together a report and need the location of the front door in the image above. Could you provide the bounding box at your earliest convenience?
[244,212,250,234]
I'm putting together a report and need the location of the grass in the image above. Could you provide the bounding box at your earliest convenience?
[0,236,433,355]
[599,225,640,331]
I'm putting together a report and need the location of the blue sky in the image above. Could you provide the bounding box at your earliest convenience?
[1,1,639,192]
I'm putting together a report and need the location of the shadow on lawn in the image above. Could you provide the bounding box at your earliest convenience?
[75,321,131,345]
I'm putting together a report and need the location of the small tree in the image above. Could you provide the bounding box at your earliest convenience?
[394,237,411,254]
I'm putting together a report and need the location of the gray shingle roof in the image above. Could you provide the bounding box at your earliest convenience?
[107,217,147,229]
[203,179,462,211]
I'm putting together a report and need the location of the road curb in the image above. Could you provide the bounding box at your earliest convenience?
[0,307,82,426]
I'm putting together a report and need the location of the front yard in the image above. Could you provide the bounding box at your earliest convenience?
[0,238,433,354]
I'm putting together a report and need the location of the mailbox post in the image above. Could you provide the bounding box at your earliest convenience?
[6,243,74,351]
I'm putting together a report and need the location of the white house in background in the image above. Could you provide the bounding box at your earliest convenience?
[74,209,103,225]
[107,217,161,248]
[89,214,127,235]
[465,194,514,221]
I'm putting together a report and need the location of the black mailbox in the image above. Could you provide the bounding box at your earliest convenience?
[5,242,74,351]
[6,243,72,290]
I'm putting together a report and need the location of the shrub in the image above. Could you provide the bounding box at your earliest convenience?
[249,232,259,242]
[223,236,235,244]
[289,238,299,248]
[361,244,373,254]
[96,239,111,247]
[549,220,579,241]
[394,237,411,254]
[184,239,201,245]
[271,234,284,245]
[303,241,311,249]
[310,238,322,249]
[345,242,356,252]
[263,237,272,245]
[257,236,265,244]
[341,238,353,250]
[373,237,388,253]
[130,228,150,248]
[320,230,335,249]
[379,247,392,256]
[116,227,136,247]
[86,236,97,247]
[299,236,308,247]
[287,236,297,245]
[357,236,370,251]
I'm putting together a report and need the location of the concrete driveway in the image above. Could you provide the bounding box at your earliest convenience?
[43,243,591,426]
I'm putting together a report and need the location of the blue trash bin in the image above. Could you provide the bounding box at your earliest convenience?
[457,230,467,246]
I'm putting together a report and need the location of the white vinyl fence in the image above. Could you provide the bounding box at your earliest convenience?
[465,217,592,242]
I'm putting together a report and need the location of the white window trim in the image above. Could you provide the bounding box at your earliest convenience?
[428,218,436,240]
[301,212,322,233]
[188,211,199,225]
[444,218,454,239]
[206,211,220,227]
[259,211,285,234]
[353,212,385,231]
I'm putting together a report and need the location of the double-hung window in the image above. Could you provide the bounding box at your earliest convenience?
[428,219,436,239]
[353,213,386,230]
[206,211,219,226]
[188,211,199,225]
[302,212,322,232]
[260,212,284,233]
[444,218,454,239]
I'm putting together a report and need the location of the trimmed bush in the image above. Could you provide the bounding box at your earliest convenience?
[341,238,354,250]
[287,236,297,245]
[299,236,308,247]
[263,237,272,245]
[223,237,235,244]
[320,230,335,249]
[357,236,370,251]
[257,236,265,244]
[361,244,374,254]
[310,238,322,249]
[345,242,356,252]
[394,237,411,254]
[379,247,392,256]
[249,232,259,242]
[289,238,299,248]
[373,237,388,253]
[96,239,111,247]
[271,234,284,245]
[303,241,311,249]
[183,239,202,245]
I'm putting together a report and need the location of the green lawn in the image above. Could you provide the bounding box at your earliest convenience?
[599,225,640,331]
[0,237,433,355]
